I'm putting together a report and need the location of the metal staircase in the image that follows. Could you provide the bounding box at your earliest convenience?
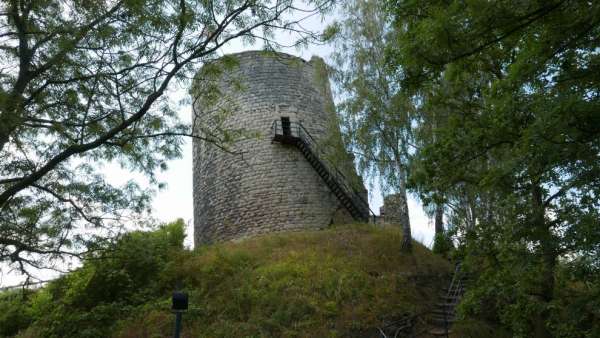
[271,118,373,222]
[427,262,467,337]
[374,262,467,338]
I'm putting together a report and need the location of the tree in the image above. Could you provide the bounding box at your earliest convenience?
[0,0,334,279]
[330,0,415,251]
[386,0,600,336]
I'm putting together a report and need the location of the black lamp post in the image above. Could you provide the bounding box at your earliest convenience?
[172,291,188,338]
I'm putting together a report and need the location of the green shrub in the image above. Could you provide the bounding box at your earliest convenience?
[11,219,185,338]
[0,290,35,337]
[5,223,453,338]
[432,232,454,257]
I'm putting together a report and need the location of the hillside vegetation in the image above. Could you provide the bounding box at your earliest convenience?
[0,221,452,338]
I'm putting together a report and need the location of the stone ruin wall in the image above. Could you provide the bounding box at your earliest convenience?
[379,194,403,225]
[192,51,365,245]
[375,194,402,225]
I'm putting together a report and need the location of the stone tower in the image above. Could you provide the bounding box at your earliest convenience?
[192,51,368,245]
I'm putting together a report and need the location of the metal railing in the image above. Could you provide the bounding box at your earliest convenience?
[436,262,464,338]
[271,119,376,222]
[376,263,465,338]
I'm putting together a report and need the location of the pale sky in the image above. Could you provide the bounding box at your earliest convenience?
[1,6,436,287]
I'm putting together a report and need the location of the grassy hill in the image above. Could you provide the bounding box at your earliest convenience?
[1,222,454,337]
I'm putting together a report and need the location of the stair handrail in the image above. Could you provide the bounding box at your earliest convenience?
[376,263,466,338]
[271,119,377,222]
[438,261,463,338]
[294,122,367,213]
[446,262,463,302]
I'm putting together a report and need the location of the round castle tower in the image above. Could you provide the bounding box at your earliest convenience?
[192,51,368,245]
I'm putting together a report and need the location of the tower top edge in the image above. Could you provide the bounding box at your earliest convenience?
[212,50,325,64]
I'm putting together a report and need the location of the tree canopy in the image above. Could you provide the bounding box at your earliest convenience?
[383,0,600,336]
[328,0,599,335]
[0,0,334,279]
[330,0,416,250]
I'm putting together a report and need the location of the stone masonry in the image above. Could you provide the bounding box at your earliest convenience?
[380,194,403,225]
[192,51,366,245]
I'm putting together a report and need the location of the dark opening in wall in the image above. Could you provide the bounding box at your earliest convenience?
[281,116,291,136]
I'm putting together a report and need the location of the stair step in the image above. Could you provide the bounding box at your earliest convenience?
[431,316,456,324]
[431,314,456,320]
[290,132,366,223]
[432,309,453,316]
[440,293,459,298]
[430,322,455,330]
[429,328,452,336]
[445,290,464,296]
[441,295,461,301]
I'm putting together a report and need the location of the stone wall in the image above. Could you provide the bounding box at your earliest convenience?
[192,51,365,245]
[382,194,403,225]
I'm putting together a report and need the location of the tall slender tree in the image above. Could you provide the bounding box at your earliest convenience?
[330,0,415,251]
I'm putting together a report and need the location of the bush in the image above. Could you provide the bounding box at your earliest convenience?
[0,290,35,337]
[7,219,186,338]
[432,232,453,257]
[4,223,453,338]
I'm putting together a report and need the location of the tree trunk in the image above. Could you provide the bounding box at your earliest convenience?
[398,176,412,252]
[531,182,555,338]
[434,202,444,235]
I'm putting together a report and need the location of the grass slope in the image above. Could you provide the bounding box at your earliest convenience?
[6,223,452,338]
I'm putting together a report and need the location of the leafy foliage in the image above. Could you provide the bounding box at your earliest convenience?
[0,290,35,337]
[0,219,185,337]
[1,223,451,338]
[431,232,452,257]
[330,0,415,250]
[382,0,600,336]
[0,0,335,276]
